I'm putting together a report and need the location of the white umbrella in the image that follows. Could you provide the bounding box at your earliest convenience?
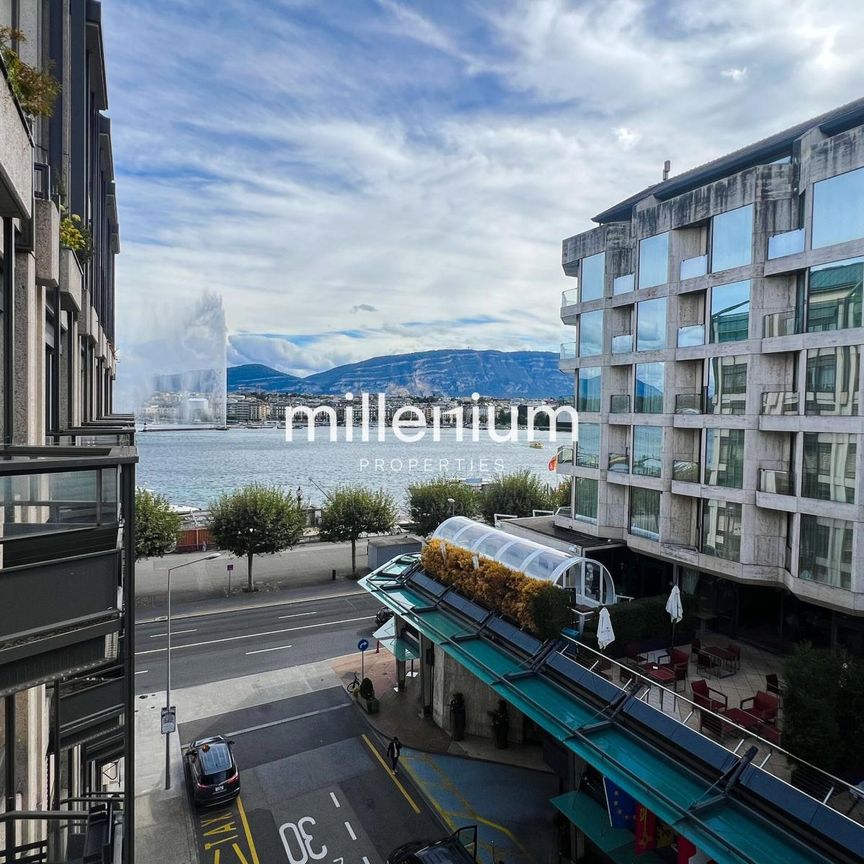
[597,607,616,651]
[666,585,683,624]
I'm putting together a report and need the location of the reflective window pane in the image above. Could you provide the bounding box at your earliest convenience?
[806,257,863,332]
[701,500,742,561]
[707,356,747,415]
[805,346,860,416]
[711,204,753,272]
[576,422,600,468]
[802,433,857,503]
[709,280,750,343]
[574,477,598,522]
[630,488,660,539]
[636,298,667,351]
[638,232,669,289]
[577,367,601,413]
[579,310,604,357]
[799,515,853,589]
[580,252,605,302]
[635,363,664,413]
[633,426,662,478]
[704,428,744,488]
[812,166,864,249]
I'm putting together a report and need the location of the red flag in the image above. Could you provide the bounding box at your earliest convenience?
[547,454,558,471]
[677,835,698,864]
[634,805,656,855]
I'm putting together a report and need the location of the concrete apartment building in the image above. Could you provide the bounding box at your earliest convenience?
[556,98,864,654]
[1,2,136,862]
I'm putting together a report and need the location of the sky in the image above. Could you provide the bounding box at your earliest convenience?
[102,0,864,380]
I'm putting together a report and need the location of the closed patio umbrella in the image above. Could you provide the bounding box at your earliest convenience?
[597,607,616,651]
[666,584,684,646]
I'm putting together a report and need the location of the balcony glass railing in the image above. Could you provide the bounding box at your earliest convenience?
[805,391,860,416]
[759,468,794,495]
[556,445,574,467]
[609,394,631,414]
[611,334,633,354]
[761,391,799,415]
[608,452,629,473]
[674,393,704,414]
[767,228,805,259]
[763,310,801,338]
[676,324,705,347]
[575,447,599,469]
[672,460,700,483]
[560,342,578,361]
[613,274,635,295]
[561,288,579,307]
[679,254,708,280]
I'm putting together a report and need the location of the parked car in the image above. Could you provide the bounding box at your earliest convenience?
[388,827,477,864]
[375,607,395,626]
[184,736,240,807]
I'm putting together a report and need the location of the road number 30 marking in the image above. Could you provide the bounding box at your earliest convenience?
[280,817,327,864]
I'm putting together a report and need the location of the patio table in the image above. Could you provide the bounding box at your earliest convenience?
[720,707,762,737]
[701,645,739,677]
[640,663,677,711]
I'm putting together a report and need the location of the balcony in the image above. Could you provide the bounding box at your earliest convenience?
[608,452,629,473]
[559,341,578,370]
[679,254,708,281]
[611,333,633,354]
[675,392,704,415]
[759,468,794,495]
[761,391,799,415]
[805,391,860,416]
[574,447,599,469]
[556,445,574,470]
[677,324,705,348]
[672,460,700,483]
[613,273,635,295]
[561,289,579,323]
[767,228,805,259]
[610,394,631,414]
[0,53,34,221]
[763,310,801,338]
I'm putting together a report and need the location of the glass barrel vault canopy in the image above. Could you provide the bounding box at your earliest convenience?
[431,516,617,607]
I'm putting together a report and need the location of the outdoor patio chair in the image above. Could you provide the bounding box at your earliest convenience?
[691,679,727,712]
[740,691,779,723]
[626,643,648,665]
[657,648,688,691]
[759,723,782,747]
[689,637,701,666]
[726,643,742,671]
[766,673,784,699]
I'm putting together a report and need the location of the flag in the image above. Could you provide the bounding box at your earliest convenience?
[548,454,558,471]
[602,778,636,830]
[634,804,656,855]
[677,835,698,864]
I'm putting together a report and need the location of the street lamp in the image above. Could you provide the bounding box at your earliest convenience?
[164,552,220,789]
[447,497,456,517]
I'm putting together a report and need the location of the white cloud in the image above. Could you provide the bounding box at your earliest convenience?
[721,67,748,82]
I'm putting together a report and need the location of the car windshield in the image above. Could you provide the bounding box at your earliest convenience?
[197,743,233,783]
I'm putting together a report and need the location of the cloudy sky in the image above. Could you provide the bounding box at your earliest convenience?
[103,0,864,379]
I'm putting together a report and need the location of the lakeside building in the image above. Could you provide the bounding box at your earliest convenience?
[553,97,864,652]
[1,2,135,861]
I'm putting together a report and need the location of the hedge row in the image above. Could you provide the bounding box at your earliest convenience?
[581,593,696,651]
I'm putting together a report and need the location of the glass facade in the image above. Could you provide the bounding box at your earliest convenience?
[806,257,863,332]
[704,428,745,488]
[576,422,600,468]
[701,499,742,561]
[573,477,598,522]
[636,298,667,351]
[709,280,750,343]
[635,362,664,413]
[805,346,860,416]
[711,204,753,272]
[812,166,864,249]
[707,355,747,415]
[629,487,661,539]
[638,232,669,289]
[580,252,605,302]
[802,433,857,503]
[577,367,601,413]
[633,426,662,477]
[799,515,853,590]
[579,309,604,357]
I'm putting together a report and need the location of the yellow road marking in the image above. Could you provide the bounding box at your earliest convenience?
[361,733,421,814]
[236,797,261,864]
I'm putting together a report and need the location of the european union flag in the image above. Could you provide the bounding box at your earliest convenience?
[603,777,637,830]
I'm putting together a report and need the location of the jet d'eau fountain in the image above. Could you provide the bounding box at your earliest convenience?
[116,290,227,428]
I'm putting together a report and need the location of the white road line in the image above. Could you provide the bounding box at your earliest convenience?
[245,644,292,656]
[345,821,357,841]
[330,792,340,809]
[197,702,350,741]
[148,628,197,638]
[134,670,148,675]
[363,857,371,864]
[134,615,374,656]
[276,611,317,620]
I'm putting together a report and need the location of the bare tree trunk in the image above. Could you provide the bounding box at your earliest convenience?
[351,537,356,574]
[247,551,255,591]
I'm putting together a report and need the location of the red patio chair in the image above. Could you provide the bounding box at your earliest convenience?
[657,648,688,691]
[726,642,742,671]
[691,679,727,712]
[740,691,779,723]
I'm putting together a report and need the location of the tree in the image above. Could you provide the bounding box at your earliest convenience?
[407,478,477,536]
[208,484,306,591]
[478,470,559,524]
[319,487,397,574]
[134,489,182,561]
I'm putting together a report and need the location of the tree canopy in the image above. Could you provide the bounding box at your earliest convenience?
[407,477,477,536]
[318,486,397,573]
[134,488,182,561]
[478,470,560,524]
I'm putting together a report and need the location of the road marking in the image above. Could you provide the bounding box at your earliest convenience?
[185,703,350,744]
[276,611,317,620]
[149,628,197,638]
[134,669,148,675]
[245,644,292,655]
[361,734,420,814]
[134,615,374,655]
[237,796,261,864]
[362,858,371,864]
[330,792,340,808]
[344,821,356,841]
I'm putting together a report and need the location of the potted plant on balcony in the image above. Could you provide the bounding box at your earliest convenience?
[488,700,510,749]
[59,214,93,264]
[357,677,379,714]
[0,27,61,118]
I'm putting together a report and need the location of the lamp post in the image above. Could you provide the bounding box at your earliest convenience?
[447,497,456,517]
[164,552,220,789]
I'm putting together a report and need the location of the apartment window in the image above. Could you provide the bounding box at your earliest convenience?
[799,514,853,589]
[806,257,863,333]
[805,346,860,416]
[577,367,601,413]
[709,280,750,343]
[633,426,662,477]
[636,298,667,351]
[574,477,598,522]
[635,362,664,413]
[707,356,747,415]
[580,252,605,302]
[701,499,742,561]
[802,433,857,503]
[704,428,744,488]
[579,310,604,357]
[638,232,669,289]
[576,422,600,468]
[630,487,661,539]
[711,204,753,272]
[812,166,864,249]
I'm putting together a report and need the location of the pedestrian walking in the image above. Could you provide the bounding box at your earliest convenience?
[387,736,402,774]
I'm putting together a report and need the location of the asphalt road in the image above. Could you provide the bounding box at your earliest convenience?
[135,591,385,693]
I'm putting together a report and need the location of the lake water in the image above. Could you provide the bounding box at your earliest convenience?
[136,426,567,510]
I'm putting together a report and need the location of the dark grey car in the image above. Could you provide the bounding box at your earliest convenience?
[184,735,240,807]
